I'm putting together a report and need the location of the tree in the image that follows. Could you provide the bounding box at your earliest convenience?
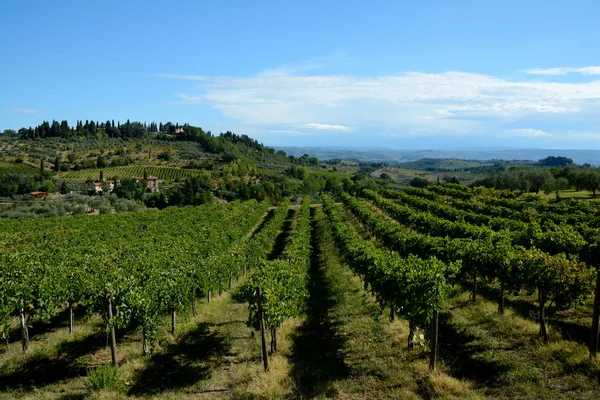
[582,170,600,197]
[410,176,429,188]
[97,156,107,169]
[100,170,104,182]
[54,156,61,172]
[40,159,45,176]
[113,178,143,200]
[2,129,17,137]
[526,171,553,194]
[553,177,570,199]
[539,156,573,167]
[543,178,571,199]
[101,181,112,194]
[60,182,69,194]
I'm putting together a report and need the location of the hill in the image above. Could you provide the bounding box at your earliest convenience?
[278,146,600,165]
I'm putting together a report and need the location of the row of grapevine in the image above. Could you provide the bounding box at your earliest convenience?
[381,188,525,232]
[244,198,311,368]
[323,194,459,359]
[429,183,595,223]
[58,165,208,181]
[379,189,588,257]
[341,192,593,343]
[0,199,276,363]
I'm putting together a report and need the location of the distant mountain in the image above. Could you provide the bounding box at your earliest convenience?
[277,146,600,165]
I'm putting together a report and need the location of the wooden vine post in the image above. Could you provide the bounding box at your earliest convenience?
[171,310,176,335]
[20,308,29,353]
[429,310,439,371]
[192,287,198,316]
[107,298,118,368]
[256,286,269,372]
[590,268,600,359]
[68,302,75,333]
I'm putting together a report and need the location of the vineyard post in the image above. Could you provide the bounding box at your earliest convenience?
[142,328,149,355]
[192,288,198,317]
[19,308,29,353]
[429,310,439,371]
[171,309,176,335]
[538,288,548,344]
[271,327,277,352]
[107,298,118,368]
[498,283,505,316]
[256,286,269,372]
[590,268,600,359]
[68,302,74,333]
[471,272,477,303]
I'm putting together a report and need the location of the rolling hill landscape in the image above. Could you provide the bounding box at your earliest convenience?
[3,1,600,399]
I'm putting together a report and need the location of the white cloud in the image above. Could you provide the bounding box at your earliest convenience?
[525,66,600,75]
[157,68,600,139]
[305,123,352,131]
[506,128,552,137]
[9,107,38,113]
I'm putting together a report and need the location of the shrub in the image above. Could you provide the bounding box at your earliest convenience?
[87,365,122,391]
[157,151,171,161]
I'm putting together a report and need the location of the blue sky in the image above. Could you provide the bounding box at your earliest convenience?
[2,0,600,149]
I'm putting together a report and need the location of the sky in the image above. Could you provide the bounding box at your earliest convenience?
[2,0,600,149]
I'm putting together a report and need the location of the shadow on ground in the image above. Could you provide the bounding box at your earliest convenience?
[0,331,105,391]
[289,208,349,398]
[477,285,591,346]
[128,322,231,396]
[268,209,296,261]
[437,312,512,388]
[5,304,89,345]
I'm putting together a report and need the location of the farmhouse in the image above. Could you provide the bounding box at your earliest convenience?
[29,191,48,200]
[91,180,116,193]
[135,176,160,192]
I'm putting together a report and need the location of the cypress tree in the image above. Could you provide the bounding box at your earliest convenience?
[54,155,61,172]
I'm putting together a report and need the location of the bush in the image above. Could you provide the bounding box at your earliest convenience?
[99,205,112,215]
[409,176,429,188]
[157,151,171,161]
[87,365,122,391]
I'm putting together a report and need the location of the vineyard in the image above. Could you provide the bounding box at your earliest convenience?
[57,166,208,181]
[1,185,600,398]
[0,162,38,176]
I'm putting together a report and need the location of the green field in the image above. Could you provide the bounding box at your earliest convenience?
[0,161,38,175]
[58,165,209,181]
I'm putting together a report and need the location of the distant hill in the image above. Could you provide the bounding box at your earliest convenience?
[277,146,600,165]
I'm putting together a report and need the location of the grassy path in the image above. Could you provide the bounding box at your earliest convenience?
[291,206,480,399]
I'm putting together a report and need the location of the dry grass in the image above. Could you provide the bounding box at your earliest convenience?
[441,287,600,399]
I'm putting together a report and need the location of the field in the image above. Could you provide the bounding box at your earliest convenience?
[57,166,209,182]
[1,185,600,399]
[0,161,38,175]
